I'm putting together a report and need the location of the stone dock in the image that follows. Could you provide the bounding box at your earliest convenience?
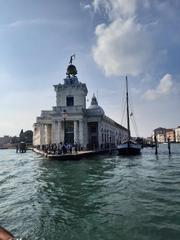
[33,148,114,160]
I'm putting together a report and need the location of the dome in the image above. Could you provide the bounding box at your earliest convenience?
[66,64,77,76]
[88,94,105,115]
[88,104,105,115]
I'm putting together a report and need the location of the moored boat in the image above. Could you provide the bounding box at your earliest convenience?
[118,140,141,155]
[117,76,141,155]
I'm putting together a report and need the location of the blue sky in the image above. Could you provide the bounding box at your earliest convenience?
[0,0,179,137]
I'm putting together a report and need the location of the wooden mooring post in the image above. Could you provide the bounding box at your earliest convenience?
[155,135,158,155]
[168,137,171,155]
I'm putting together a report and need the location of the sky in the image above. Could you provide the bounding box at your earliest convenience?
[0,0,179,138]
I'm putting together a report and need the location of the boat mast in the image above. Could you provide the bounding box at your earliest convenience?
[126,76,131,145]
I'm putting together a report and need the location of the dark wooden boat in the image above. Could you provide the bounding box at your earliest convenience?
[117,76,141,155]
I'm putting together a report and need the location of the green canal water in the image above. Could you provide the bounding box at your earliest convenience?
[0,145,180,240]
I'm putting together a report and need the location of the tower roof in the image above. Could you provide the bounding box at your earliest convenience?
[91,93,98,106]
[88,94,105,115]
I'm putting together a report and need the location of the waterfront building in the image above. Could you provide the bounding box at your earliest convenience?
[146,137,153,144]
[153,127,176,143]
[0,136,11,145]
[156,133,166,143]
[166,129,175,142]
[33,59,128,149]
[175,126,180,142]
[153,127,166,143]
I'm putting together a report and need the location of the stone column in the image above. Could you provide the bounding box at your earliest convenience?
[84,120,88,148]
[98,122,101,149]
[79,120,84,147]
[74,120,78,144]
[52,121,59,144]
[40,124,45,147]
[59,121,64,143]
[57,120,62,143]
[56,121,58,143]
[61,120,65,143]
[47,124,52,144]
[56,121,59,144]
[51,121,55,144]
[44,124,47,144]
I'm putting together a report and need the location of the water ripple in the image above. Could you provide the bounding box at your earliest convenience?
[0,146,180,240]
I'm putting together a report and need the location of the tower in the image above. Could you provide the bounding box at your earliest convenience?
[54,55,88,110]
[52,56,88,145]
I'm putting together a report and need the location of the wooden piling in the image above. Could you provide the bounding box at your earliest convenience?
[155,135,158,155]
[168,137,171,155]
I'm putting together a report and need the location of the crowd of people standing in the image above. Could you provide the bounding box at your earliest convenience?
[35,142,80,155]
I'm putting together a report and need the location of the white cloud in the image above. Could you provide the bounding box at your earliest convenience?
[92,0,180,18]
[8,19,67,29]
[80,3,91,10]
[91,0,156,77]
[143,74,173,100]
[92,0,137,19]
[91,0,180,78]
[92,18,153,76]
[84,4,91,9]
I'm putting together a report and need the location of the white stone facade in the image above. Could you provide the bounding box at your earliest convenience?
[33,65,128,149]
[175,126,180,142]
[156,133,166,143]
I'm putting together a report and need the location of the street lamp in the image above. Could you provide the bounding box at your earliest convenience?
[62,110,68,144]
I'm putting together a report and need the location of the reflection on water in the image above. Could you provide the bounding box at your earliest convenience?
[0,144,180,240]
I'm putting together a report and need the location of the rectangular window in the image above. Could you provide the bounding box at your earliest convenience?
[66,96,74,106]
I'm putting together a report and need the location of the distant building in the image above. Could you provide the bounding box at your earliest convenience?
[175,126,180,142]
[153,127,176,143]
[153,127,167,135]
[0,135,11,144]
[0,135,13,148]
[0,137,3,145]
[33,59,128,149]
[153,127,166,142]
[146,137,153,144]
[0,130,32,146]
[166,129,175,142]
[156,133,166,143]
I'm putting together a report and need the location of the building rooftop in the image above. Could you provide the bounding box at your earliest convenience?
[87,94,105,116]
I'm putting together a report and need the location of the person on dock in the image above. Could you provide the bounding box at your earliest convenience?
[62,144,67,154]
[53,143,57,154]
[57,142,63,154]
[67,143,72,153]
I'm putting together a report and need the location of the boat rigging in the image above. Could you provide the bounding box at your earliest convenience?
[118,76,141,155]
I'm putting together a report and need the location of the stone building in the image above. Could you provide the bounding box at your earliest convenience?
[156,133,166,143]
[153,127,176,143]
[175,126,180,142]
[166,129,175,142]
[152,127,166,143]
[33,60,128,149]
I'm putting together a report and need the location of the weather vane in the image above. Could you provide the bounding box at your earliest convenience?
[69,54,76,64]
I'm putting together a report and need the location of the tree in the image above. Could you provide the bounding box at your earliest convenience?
[11,136,19,144]
[19,129,25,142]
[23,130,33,144]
